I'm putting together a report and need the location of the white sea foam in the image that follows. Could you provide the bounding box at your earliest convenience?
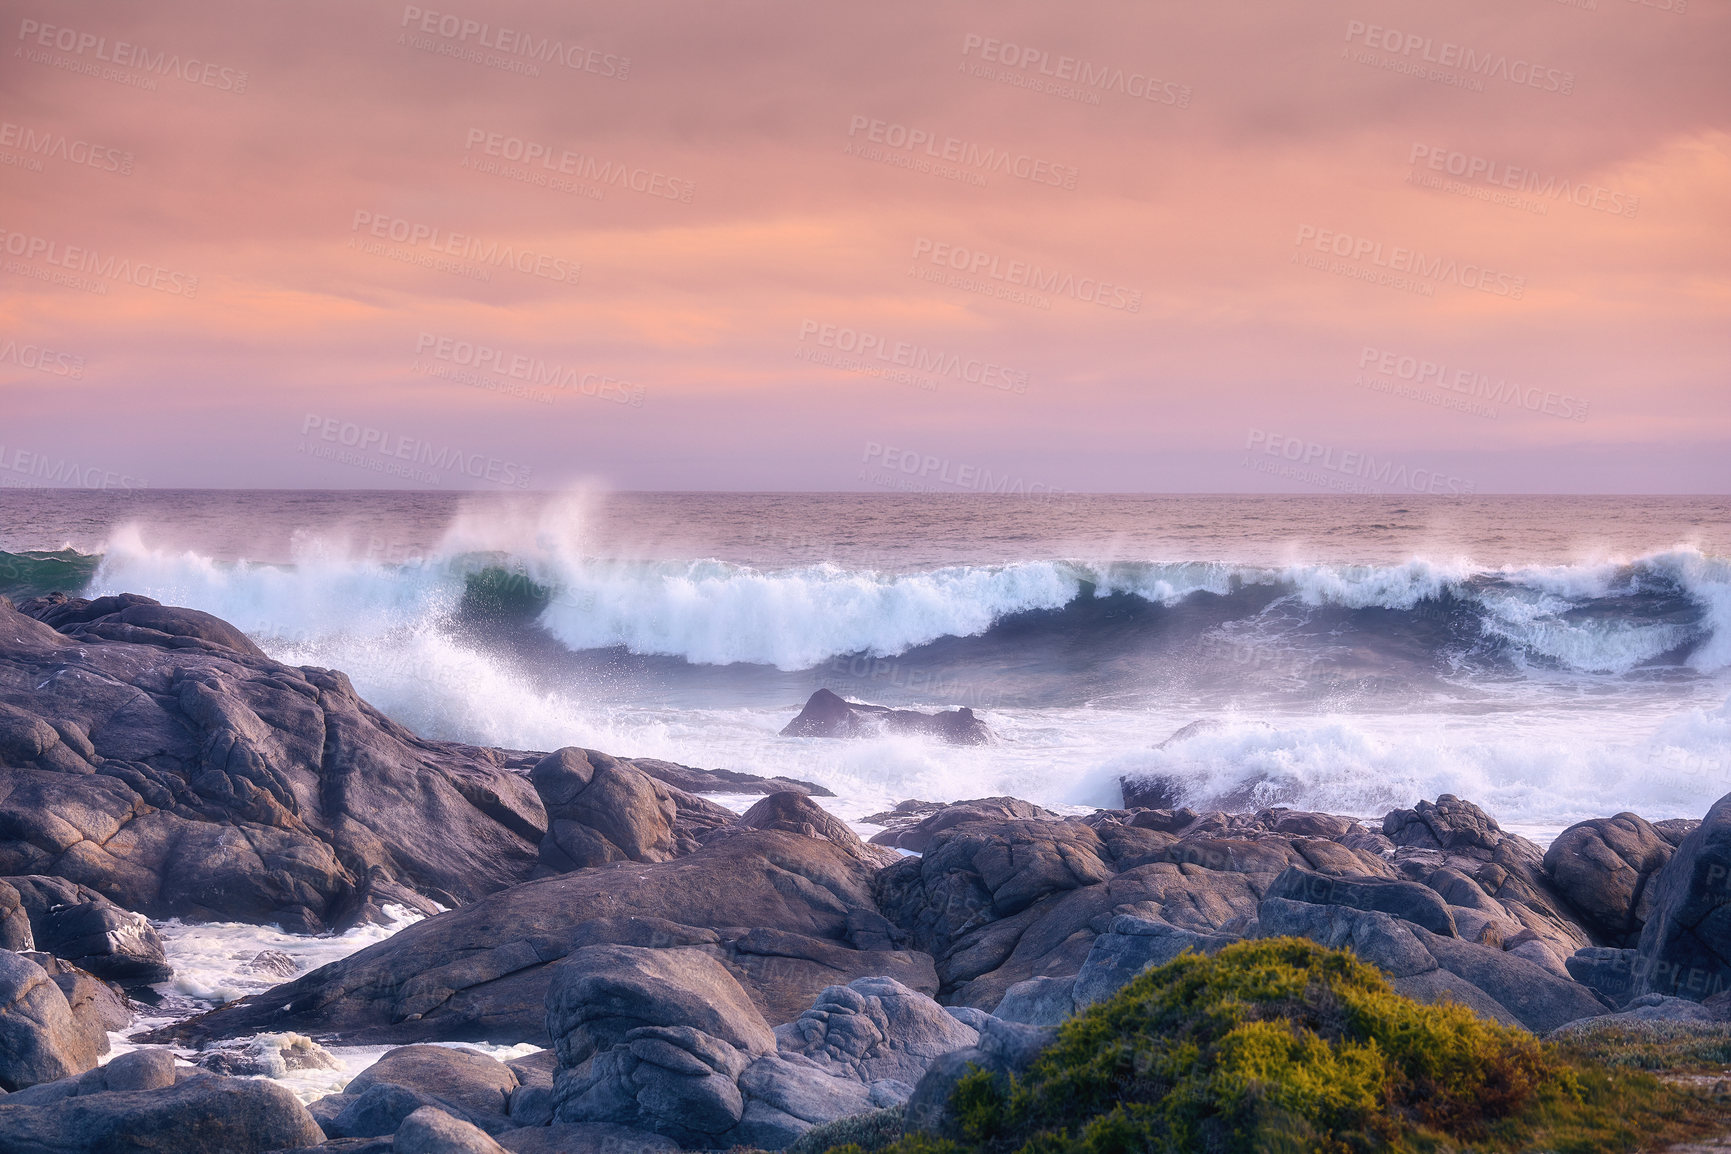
[86,518,1731,674]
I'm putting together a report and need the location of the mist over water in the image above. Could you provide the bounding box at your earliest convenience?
[3,489,1729,837]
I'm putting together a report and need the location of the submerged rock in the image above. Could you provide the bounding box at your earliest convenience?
[780,689,993,746]
[194,1031,338,1078]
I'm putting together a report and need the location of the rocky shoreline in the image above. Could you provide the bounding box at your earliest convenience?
[1,593,1729,1152]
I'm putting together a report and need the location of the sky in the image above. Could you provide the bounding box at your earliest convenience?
[0,0,1727,494]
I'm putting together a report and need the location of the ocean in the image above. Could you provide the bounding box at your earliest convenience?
[4,488,1728,848]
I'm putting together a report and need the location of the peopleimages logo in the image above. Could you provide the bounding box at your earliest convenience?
[911,238,1141,313]
[16,18,249,92]
[845,116,1078,190]
[414,332,644,406]
[299,414,534,488]
[960,33,1191,108]
[1245,429,1476,494]
[398,6,629,79]
[1343,20,1574,95]
[798,320,1029,394]
[349,211,581,285]
[0,228,199,297]
[1294,225,1525,300]
[0,121,132,175]
[1407,144,1638,219]
[1357,346,1589,421]
[462,129,693,203]
[0,338,84,378]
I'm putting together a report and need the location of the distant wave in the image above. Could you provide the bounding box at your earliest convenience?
[4,527,1727,676]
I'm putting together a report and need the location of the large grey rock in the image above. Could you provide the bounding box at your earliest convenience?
[1,1046,179,1107]
[627,758,831,798]
[497,1122,679,1153]
[0,879,31,950]
[1552,993,1726,1030]
[25,952,131,1052]
[1266,865,1458,937]
[1381,795,1592,974]
[504,1049,556,1127]
[0,593,547,930]
[4,876,171,983]
[874,810,1289,1008]
[1418,931,1610,1032]
[393,1105,510,1154]
[1566,947,1645,1007]
[1545,813,1675,944]
[773,975,979,1085]
[155,816,929,1047]
[548,945,776,1062]
[1256,896,1609,1033]
[0,948,100,1090]
[328,1082,452,1139]
[1070,914,1237,1010]
[346,1044,518,1132]
[734,1054,875,1147]
[547,945,774,1144]
[866,798,1061,853]
[1636,791,1731,1001]
[992,975,1079,1026]
[0,1070,325,1152]
[531,749,733,876]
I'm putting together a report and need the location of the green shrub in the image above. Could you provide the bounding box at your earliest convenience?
[825,937,1726,1154]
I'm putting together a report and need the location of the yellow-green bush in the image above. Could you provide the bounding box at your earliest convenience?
[832,937,1724,1154]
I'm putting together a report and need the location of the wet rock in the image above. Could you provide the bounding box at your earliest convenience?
[240,949,300,978]
[1119,774,1185,811]
[780,689,992,746]
[194,1031,338,1077]
[22,953,128,1056]
[4,876,171,984]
